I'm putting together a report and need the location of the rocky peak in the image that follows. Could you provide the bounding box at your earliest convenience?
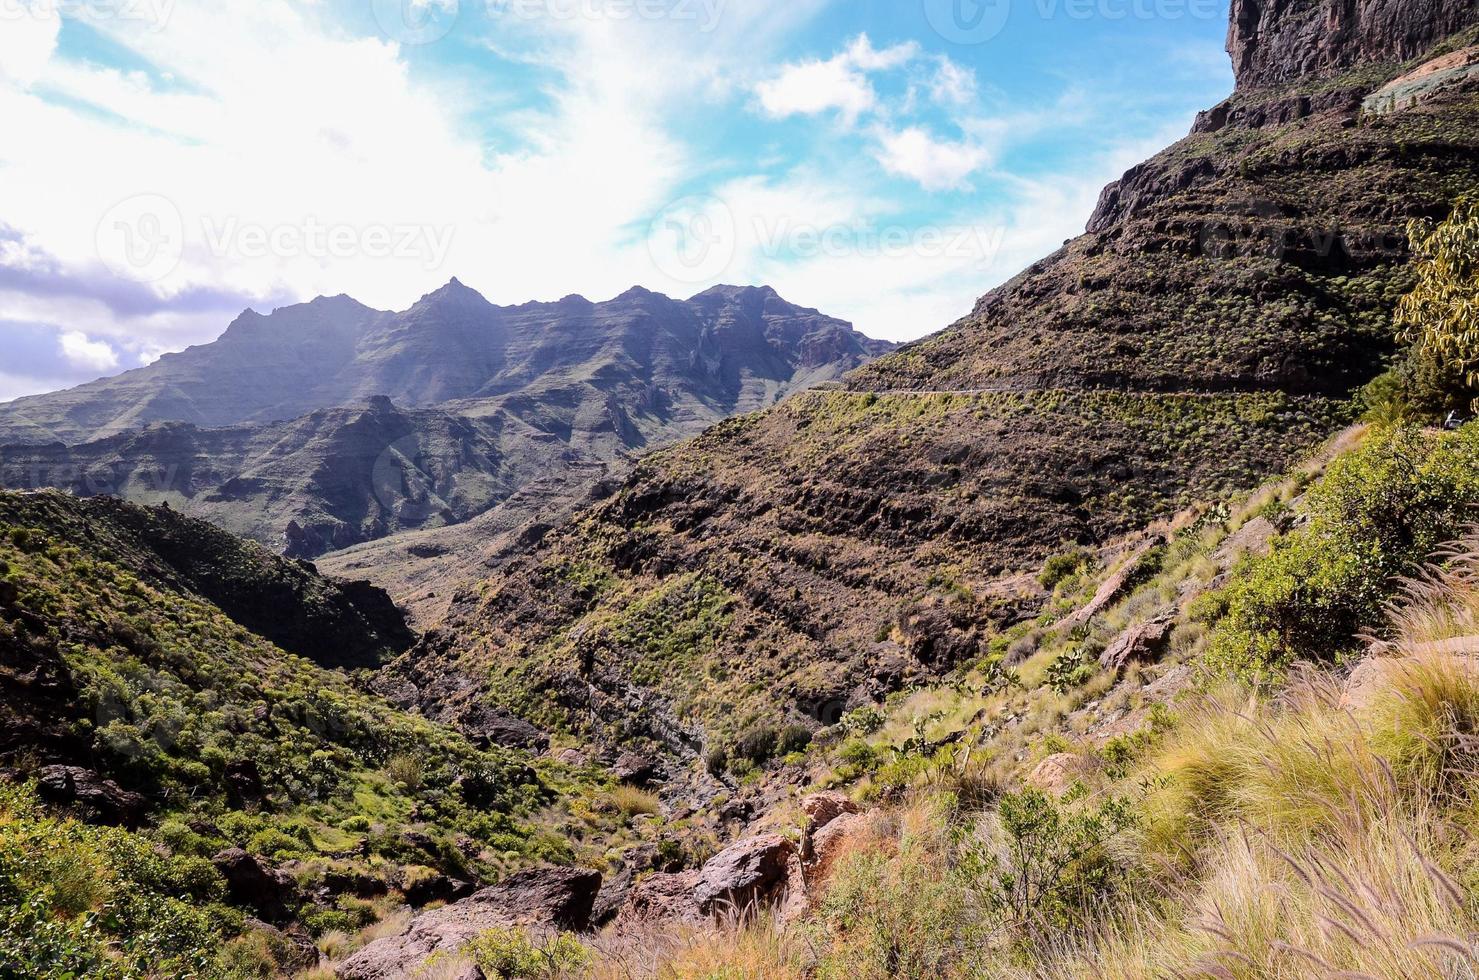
[1228,0,1477,92]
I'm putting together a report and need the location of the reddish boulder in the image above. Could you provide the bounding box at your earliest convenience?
[693,834,797,919]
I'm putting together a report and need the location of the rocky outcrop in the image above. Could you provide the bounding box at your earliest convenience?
[615,869,705,926]
[213,848,300,923]
[1099,617,1176,671]
[1063,537,1164,629]
[337,867,602,980]
[693,834,799,918]
[1227,0,1476,92]
[801,791,859,832]
[35,766,146,827]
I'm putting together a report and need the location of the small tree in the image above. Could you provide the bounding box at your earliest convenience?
[1396,198,1479,411]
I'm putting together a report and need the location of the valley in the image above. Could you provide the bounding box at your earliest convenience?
[3,0,1479,977]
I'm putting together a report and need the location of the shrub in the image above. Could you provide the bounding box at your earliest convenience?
[1395,197,1479,411]
[1044,646,1096,694]
[966,788,1135,931]
[606,786,660,819]
[464,926,590,979]
[732,726,779,765]
[775,723,813,756]
[1038,550,1089,590]
[1206,425,1479,677]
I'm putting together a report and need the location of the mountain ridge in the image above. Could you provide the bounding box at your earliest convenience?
[0,283,892,577]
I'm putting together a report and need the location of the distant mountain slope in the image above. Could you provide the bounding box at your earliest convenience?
[384,8,1479,766]
[0,282,889,446]
[0,284,891,567]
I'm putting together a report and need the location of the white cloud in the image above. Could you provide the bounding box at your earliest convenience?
[58,330,119,372]
[929,58,977,106]
[874,126,989,191]
[755,33,919,123]
[0,2,60,87]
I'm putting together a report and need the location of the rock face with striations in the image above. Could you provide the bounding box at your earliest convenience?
[1226,0,1477,92]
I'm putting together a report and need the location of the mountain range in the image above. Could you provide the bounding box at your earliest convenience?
[0,283,891,620]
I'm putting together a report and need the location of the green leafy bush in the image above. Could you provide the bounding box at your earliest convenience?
[1205,425,1479,677]
[464,926,590,978]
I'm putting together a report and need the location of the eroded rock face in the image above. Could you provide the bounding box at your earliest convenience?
[336,867,601,980]
[615,869,704,926]
[213,848,299,923]
[1227,0,1476,92]
[1099,617,1176,671]
[35,766,146,827]
[806,811,867,892]
[801,791,859,832]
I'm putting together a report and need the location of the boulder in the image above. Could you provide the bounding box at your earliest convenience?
[693,834,797,918]
[611,750,661,787]
[614,869,703,926]
[461,705,549,752]
[337,867,601,980]
[212,848,299,922]
[36,766,146,827]
[801,791,858,832]
[1098,616,1175,671]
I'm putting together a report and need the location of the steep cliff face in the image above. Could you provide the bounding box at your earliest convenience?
[1227,0,1477,91]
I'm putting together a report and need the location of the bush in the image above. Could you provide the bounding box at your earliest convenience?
[465,926,590,979]
[1044,646,1096,694]
[732,726,779,765]
[775,723,813,756]
[1038,550,1089,590]
[1206,425,1479,677]
[1395,197,1479,411]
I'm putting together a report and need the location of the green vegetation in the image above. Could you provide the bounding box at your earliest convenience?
[1201,424,1479,678]
[465,927,591,979]
[1395,198,1479,411]
[0,493,626,973]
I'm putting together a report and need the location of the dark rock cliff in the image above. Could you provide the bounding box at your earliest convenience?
[1227,0,1477,92]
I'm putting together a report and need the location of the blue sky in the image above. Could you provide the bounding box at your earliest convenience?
[0,0,1233,401]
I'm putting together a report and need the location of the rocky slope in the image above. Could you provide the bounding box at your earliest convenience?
[381,4,1479,783]
[0,284,890,572]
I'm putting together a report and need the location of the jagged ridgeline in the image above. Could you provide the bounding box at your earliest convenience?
[387,5,1479,768]
[0,285,891,566]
